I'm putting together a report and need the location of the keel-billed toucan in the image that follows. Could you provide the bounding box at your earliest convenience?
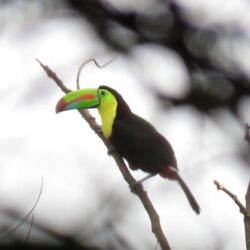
[56,86,200,214]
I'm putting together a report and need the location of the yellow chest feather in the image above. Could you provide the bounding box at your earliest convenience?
[98,101,117,139]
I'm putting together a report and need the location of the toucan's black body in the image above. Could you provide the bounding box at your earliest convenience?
[112,112,178,173]
[101,86,177,174]
[100,86,200,214]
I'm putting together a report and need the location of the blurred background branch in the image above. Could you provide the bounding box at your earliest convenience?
[66,0,250,114]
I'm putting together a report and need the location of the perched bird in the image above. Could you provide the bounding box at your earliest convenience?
[56,86,200,214]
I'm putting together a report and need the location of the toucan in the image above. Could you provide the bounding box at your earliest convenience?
[56,86,200,214]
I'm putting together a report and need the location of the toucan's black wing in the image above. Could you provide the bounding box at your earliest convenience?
[114,114,157,144]
[112,113,177,173]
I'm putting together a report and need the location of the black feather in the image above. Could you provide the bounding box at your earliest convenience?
[112,114,177,173]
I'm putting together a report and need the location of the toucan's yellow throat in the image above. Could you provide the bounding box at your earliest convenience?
[96,88,118,139]
[98,97,117,139]
[96,86,131,139]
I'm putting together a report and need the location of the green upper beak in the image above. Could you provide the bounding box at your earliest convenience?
[56,88,100,113]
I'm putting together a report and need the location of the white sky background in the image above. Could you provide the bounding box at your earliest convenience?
[0,0,250,249]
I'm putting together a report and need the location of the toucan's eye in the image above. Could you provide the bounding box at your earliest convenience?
[100,90,106,97]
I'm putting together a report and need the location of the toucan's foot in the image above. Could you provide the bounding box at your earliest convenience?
[129,173,157,193]
[107,145,116,155]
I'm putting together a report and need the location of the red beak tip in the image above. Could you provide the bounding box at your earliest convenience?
[56,98,67,114]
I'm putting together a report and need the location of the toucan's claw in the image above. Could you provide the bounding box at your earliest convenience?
[130,173,157,193]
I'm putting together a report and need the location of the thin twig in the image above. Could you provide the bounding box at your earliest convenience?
[76,57,116,89]
[25,213,34,243]
[1,177,43,239]
[6,211,85,248]
[38,60,171,250]
[214,180,246,215]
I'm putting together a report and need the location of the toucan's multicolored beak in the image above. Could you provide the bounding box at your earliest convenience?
[56,88,99,113]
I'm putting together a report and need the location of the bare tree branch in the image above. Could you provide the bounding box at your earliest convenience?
[76,58,116,90]
[244,123,250,250]
[245,182,250,250]
[214,174,250,250]
[38,60,171,250]
[36,59,71,94]
[214,180,246,215]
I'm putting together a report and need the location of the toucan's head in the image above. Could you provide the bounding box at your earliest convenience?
[56,86,130,114]
[56,86,131,138]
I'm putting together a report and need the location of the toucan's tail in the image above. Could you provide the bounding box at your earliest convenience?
[160,166,200,215]
[175,171,200,215]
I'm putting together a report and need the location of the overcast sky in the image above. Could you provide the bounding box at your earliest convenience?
[0,1,250,249]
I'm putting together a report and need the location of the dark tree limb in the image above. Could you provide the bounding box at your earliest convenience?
[65,0,250,116]
[38,60,171,250]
